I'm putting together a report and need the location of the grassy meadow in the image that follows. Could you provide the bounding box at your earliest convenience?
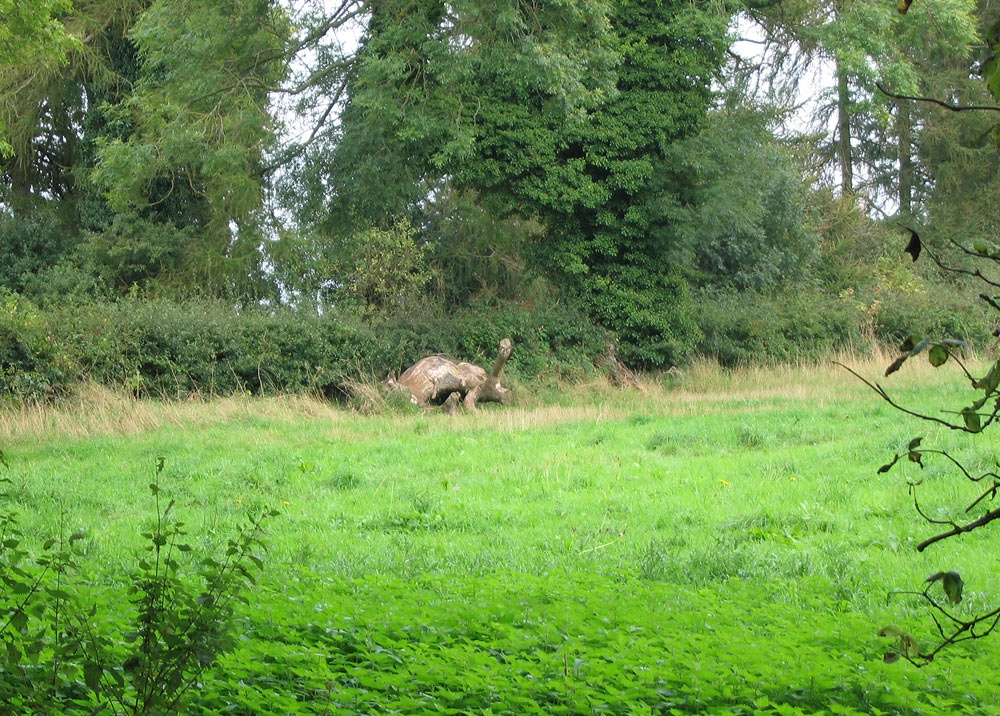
[3,355,1000,714]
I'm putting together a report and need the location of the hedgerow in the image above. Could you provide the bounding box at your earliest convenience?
[0,295,613,403]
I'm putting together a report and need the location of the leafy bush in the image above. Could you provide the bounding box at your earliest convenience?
[694,287,861,367]
[868,284,992,348]
[0,293,609,404]
[0,290,74,402]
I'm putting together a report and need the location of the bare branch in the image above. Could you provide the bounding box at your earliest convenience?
[877,82,1000,114]
[917,506,1000,552]
[835,362,972,431]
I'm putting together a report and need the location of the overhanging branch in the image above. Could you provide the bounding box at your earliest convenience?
[876,82,1000,113]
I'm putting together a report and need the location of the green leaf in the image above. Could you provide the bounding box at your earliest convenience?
[974,361,1000,393]
[927,344,949,367]
[962,407,982,433]
[941,571,964,604]
[84,660,102,693]
[878,625,904,638]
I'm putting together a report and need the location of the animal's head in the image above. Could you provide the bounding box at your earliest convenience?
[480,377,512,405]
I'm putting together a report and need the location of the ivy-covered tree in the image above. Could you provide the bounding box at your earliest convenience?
[288,0,729,366]
[464,0,729,366]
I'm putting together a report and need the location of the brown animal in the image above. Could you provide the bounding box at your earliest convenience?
[388,338,513,413]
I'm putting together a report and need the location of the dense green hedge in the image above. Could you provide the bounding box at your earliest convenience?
[0,286,990,404]
[0,293,615,403]
[692,286,993,368]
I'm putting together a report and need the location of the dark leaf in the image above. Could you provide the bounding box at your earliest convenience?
[897,0,914,14]
[907,437,923,450]
[885,355,908,376]
[904,229,921,261]
[943,571,964,604]
[878,454,900,473]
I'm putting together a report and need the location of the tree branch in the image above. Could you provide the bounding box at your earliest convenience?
[877,82,1000,113]
[917,506,1000,552]
[835,362,972,432]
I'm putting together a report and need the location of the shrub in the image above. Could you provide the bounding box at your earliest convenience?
[0,291,75,402]
[694,287,861,367]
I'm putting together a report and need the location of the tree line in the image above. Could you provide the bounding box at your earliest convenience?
[1,0,998,369]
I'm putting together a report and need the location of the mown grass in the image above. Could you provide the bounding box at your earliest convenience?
[3,354,1000,714]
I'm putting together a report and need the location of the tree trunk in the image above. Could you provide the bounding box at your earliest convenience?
[835,63,854,197]
[897,99,913,215]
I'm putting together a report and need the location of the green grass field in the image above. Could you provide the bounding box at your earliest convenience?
[3,357,1000,714]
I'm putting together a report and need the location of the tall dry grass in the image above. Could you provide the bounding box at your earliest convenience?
[0,346,979,443]
[0,382,345,443]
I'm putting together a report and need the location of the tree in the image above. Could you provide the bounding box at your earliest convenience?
[663,103,820,292]
[90,0,290,298]
[732,0,979,214]
[0,0,77,157]
[0,0,290,299]
[0,0,146,294]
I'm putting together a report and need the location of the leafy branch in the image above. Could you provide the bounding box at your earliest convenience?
[858,226,1000,665]
[881,571,1000,666]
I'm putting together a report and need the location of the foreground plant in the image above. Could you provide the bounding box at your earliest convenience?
[841,233,1000,665]
[0,454,277,714]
